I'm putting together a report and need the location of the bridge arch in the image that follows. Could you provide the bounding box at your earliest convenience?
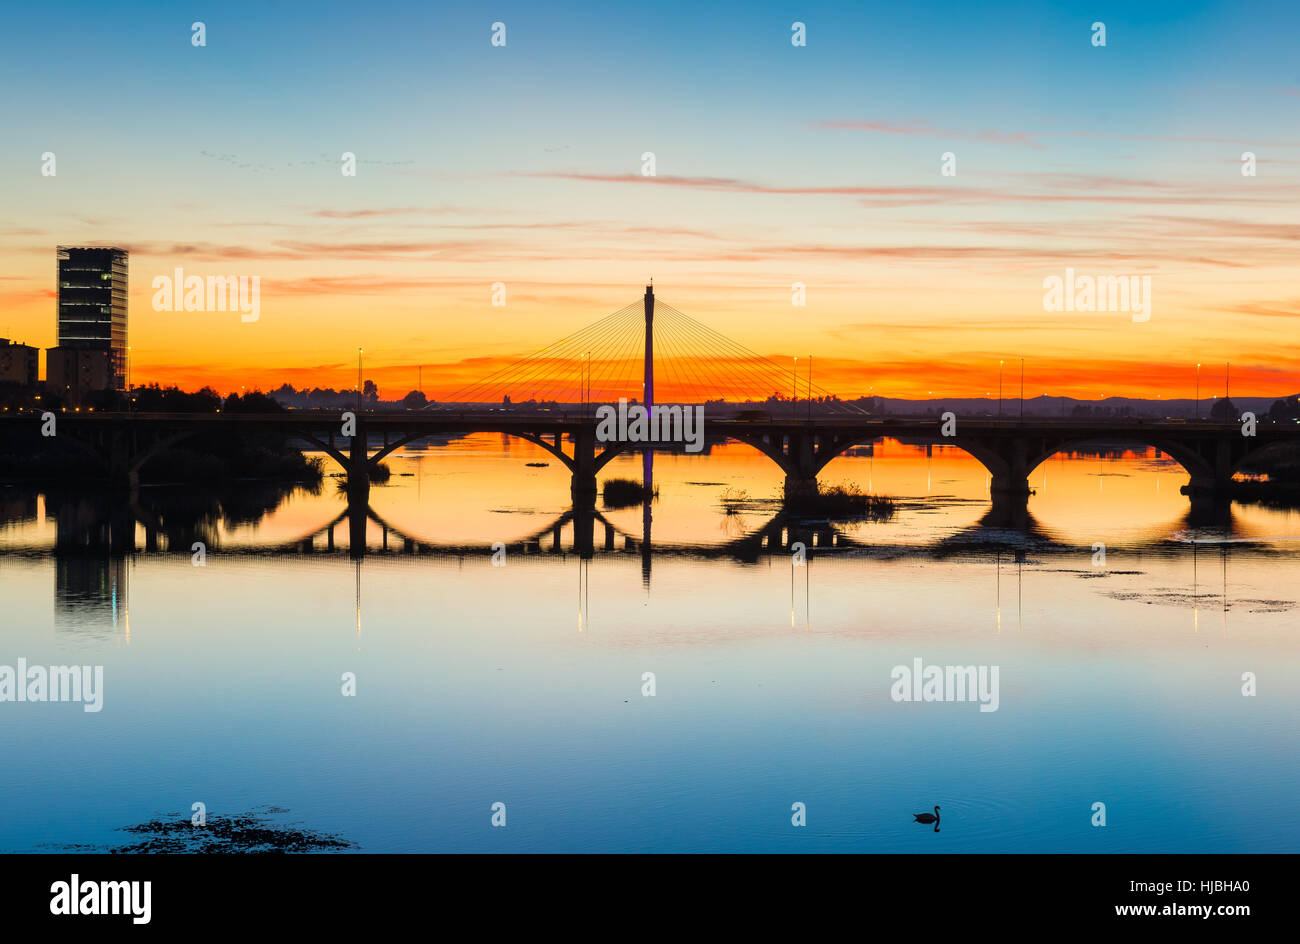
[722,428,862,497]
[1021,437,1214,489]
[299,426,632,507]
[719,428,1243,503]
[1225,437,1298,477]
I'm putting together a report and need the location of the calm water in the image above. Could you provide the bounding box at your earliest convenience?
[1,436,1297,852]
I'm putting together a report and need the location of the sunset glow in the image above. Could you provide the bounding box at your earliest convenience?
[1,1,1297,400]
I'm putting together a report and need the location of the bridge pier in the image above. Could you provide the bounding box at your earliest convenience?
[1185,490,1232,527]
[1180,480,1233,501]
[982,490,1032,530]
[346,423,372,505]
[989,473,1031,498]
[782,430,820,500]
[976,435,1034,499]
[1179,439,1235,501]
[783,474,819,500]
[570,429,598,504]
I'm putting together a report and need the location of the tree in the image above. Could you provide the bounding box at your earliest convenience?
[363,379,379,404]
[402,390,428,410]
[1209,397,1238,422]
[1267,395,1300,422]
[224,390,284,413]
[132,384,220,413]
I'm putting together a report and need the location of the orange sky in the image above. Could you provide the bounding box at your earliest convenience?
[4,6,1299,402]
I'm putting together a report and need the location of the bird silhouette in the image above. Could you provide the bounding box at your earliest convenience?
[913,805,940,832]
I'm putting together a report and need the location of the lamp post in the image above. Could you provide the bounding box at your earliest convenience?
[1019,358,1024,422]
[357,348,363,413]
[998,360,1004,419]
[1195,363,1200,420]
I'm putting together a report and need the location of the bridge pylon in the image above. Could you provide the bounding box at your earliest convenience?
[643,283,654,492]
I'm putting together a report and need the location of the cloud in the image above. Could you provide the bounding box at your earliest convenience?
[309,206,463,219]
[524,171,1293,208]
[818,120,1044,148]
[1224,299,1300,319]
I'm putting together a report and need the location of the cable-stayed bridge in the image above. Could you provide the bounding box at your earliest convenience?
[426,285,866,416]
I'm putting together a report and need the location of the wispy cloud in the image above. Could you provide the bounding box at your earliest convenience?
[525,171,1296,208]
[309,206,463,219]
[818,120,1044,148]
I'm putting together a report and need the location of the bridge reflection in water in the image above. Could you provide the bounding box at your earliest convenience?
[15,471,1240,565]
[6,484,1241,643]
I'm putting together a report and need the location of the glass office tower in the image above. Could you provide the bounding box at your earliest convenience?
[56,246,127,390]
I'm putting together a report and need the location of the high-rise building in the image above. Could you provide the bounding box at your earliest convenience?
[56,246,127,391]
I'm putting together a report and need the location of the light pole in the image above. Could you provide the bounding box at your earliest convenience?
[357,348,363,413]
[998,360,1004,419]
[1195,363,1200,420]
[1019,358,1024,422]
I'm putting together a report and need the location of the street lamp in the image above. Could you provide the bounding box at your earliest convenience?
[1019,357,1025,422]
[998,360,1004,419]
[1195,363,1201,420]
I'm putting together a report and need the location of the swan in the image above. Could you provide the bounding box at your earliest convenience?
[913,805,940,824]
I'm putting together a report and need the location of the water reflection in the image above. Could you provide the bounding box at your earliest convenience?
[1,482,306,640]
[0,439,1292,650]
[55,555,129,639]
[2,438,1297,853]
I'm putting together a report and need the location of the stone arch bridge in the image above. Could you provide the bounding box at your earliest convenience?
[7,411,1295,514]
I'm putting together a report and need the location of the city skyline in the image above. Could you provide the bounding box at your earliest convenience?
[2,1,1298,398]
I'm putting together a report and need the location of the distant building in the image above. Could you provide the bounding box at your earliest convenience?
[57,246,127,391]
[0,338,39,386]
[46,346,112,406]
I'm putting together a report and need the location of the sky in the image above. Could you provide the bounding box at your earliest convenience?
[1,0,1298,401]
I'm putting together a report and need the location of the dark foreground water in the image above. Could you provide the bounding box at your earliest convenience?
[1,438,1297,852]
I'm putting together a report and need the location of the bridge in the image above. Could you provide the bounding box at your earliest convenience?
[4,285,1297,519]
[4,408,1292,502]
